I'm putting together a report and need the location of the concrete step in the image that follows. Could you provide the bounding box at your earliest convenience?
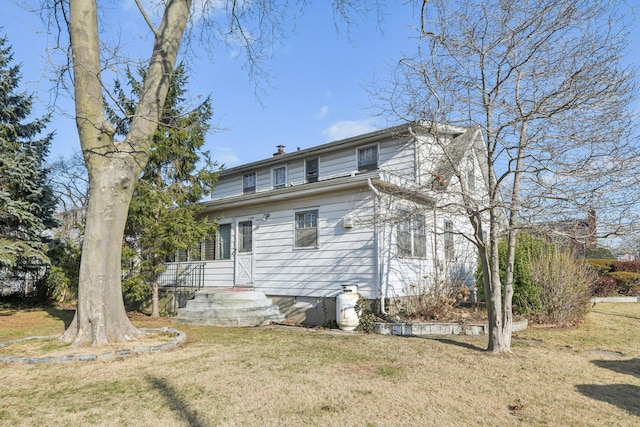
[173,288,285,327]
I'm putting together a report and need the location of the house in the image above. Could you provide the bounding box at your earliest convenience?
[162,122,490,325]
[532,210,598,257]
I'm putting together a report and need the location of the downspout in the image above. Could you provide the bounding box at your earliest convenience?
[367,178,386,316]
[433,208,440,284]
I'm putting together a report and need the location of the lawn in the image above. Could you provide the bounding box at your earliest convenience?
[0,303,638,426]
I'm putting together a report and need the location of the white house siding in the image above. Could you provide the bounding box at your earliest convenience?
[285,159,304,185]
[378,137,416,181]
[210,175,242,199]
[211,136,417,202]
[372,194,439,300]
[163,123,489,324]
[202,189,379,299]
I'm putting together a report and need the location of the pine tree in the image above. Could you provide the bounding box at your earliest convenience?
[0,34,56,294]
[106,63,218,317]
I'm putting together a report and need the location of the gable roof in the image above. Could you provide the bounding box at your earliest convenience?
[429,126,484,191]
[217,121,469,177]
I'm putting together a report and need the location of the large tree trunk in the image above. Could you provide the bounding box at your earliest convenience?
[61,157,142,345]
[61,0,191,345]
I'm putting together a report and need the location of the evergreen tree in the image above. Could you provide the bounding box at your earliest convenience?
[0,34,56,294]
[106,63,218,317]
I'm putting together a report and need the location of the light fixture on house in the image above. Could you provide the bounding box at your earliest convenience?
[262,213,271,221]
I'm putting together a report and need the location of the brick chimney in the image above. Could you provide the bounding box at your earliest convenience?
[273,145,286,156]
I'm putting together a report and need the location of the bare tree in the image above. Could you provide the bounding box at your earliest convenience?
[48,152,88,239]
[372,0,638,352]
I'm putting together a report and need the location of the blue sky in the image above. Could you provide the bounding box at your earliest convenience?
[5,1,639,169]
[5,1,421,167]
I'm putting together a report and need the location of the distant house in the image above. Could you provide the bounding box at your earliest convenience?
[533,210,597,257]
[162,122,491,325]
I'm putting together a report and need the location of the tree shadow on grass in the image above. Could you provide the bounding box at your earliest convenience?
[575,384,640,418]
[592,358,640,379]
[420,337,486,352]
[43,307,75,329]
[146,375,211,427]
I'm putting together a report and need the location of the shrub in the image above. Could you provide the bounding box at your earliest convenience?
[528,247,595,325]
[607,271,640,296]
[586,258,616,275]
[390,278,470,322]
[586,260,640,296]
[355,296,377,333]
[476,233,552,315]
[44,238,81,304]
[612,261,640,273]
[591,275,619,297]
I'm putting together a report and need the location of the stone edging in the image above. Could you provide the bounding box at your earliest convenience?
[0,327,186,365]
[374,318,528,337]
[591,296,640,303]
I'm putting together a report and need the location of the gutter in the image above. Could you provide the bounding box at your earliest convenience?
[203,171,377,213]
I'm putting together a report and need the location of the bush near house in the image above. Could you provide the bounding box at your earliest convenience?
[478,234,594,325]
[588,259,640,296]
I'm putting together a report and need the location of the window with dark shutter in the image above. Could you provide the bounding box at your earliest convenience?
[358,145,378,171]
[243,172,256,193]
[305,158,318,183]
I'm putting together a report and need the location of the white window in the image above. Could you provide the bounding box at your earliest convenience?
[203,223,231,260]
[243,172,256,193]
[295,210,318,248]
[176,248,188,262]
[272,166,287,189]
[358,145,378,171]
[305,158,319,183]
[397,210,427,258]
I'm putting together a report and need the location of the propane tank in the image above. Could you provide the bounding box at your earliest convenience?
[336,285,360,331]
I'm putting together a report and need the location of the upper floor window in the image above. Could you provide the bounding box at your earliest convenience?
[295,209,318,249]
[305,158,319,183]
[272,166,287,189]
[358,145,378,171]
[243,172,256,193]
[397,210,426,258]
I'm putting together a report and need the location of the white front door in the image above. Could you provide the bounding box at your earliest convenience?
[234,219,254,286]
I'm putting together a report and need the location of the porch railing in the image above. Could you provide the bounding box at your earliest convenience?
[160,262,205,315]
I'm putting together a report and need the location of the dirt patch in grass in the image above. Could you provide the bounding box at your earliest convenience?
[0,303,639,426]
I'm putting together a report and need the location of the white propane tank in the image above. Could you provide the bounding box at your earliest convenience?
[336,285,360,331]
